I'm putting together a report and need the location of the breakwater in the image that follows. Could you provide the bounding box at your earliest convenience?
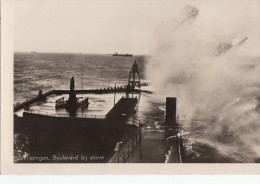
[14,88,151,112]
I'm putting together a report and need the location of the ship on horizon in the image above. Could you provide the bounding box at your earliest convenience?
[112,52,133,57]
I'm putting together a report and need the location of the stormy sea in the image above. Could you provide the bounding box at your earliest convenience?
[14,51,260,163]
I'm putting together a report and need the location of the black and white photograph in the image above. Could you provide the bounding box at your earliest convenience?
[10,0,260,166]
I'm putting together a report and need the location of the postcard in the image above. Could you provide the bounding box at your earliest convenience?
[1,0,260,174]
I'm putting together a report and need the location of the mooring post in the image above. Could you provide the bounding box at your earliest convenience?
[165,97,177,124]
[139,129,142,143]
[114,83,116,106]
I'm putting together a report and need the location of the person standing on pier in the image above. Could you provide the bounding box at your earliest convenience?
[132,60,139,82]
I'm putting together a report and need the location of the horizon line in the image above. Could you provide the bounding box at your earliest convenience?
[14,51,150,56]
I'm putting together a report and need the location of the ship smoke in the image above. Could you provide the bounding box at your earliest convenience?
[146,4,260,159]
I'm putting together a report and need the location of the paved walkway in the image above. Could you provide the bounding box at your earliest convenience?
[127,133,181,163]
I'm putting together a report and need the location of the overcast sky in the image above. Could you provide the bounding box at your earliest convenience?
[14,0,260,55]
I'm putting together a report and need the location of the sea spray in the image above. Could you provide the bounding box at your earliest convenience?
[146,4,260,160]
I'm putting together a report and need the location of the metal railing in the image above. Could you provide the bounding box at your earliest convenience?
[25,110,106,119]
[116,129,142,163]
[55,97,65,108]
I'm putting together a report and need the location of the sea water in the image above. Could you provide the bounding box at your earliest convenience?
[14,52,260,163]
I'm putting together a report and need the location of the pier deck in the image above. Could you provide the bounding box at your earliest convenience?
[106,97,138,121]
